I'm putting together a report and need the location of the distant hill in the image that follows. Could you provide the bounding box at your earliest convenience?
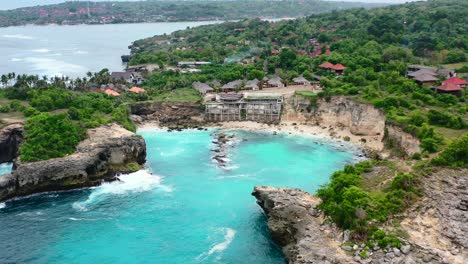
[0,0,388,27]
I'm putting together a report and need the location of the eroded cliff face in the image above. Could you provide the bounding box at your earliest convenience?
[252,186,353,264]
[0,123,24,164]
[130,101,204,127]
[0,123,146,201]
[284,96,421,156]
[385,124,421,156]
[401,168,468,264]
[285,96,386,137]
[253,186,457,264]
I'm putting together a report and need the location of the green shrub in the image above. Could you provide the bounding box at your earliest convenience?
[431,134,468,168]
[20,113,86,162]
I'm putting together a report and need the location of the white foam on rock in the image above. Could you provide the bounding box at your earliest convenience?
[72,170,171,211]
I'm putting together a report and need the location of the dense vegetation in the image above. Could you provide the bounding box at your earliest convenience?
[0,0,384,27]
[130,0,467,153]
[0,74,136,161]
[126,0,468,245]
[317,161,420,240]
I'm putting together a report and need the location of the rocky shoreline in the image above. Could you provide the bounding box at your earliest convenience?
[0,123,146,201]
[253,186,466,264]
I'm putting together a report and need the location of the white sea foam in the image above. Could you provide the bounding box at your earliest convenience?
[74,50,89,55]
[23,57,87,77]
[196,228,236,261]
[72,170,170,211]
[0,202,5,209]
[10,58,24,62]
[2,34,34,40]
[32,48,50,53]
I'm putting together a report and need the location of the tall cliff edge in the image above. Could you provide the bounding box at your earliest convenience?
[0,123,146,201]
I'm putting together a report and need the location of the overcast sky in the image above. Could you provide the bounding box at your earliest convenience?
[0,0,421,11]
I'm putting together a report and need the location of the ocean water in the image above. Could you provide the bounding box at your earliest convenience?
[0,163,13,175]
[0,129,362,263]
[0,21,220,77]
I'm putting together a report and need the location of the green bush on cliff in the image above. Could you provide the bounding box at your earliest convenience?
[431,134,468,168]
[317,161,420,239]
[20,113,86,162]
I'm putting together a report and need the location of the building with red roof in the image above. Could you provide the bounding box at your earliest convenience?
[105,89,120,97]
[442,77,468,88]
[436,83,463,96]
[129,87,145,93]
[319,62,346,75]
[318,62,335,69]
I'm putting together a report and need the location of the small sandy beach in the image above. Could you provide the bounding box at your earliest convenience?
[138,120,385,153]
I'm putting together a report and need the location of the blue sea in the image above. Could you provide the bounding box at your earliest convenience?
[0,129,362,263]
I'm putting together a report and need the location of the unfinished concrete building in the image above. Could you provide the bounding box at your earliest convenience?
[205,93,283,123]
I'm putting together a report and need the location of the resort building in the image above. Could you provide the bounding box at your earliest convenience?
[292,76,311,86]
[129,87,145,93]
[442,77,468,88]
[318,62,346,75]
[265,77,284,88]
[205,93,283,123]
[244,79,260,90]
[435,83,464,96]
[192,82,214,95]
[221,80,244,92]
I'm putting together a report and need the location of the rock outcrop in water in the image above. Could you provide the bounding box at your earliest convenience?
[252,186,353,263]
[0,123,24,164]
[0,123,146,201]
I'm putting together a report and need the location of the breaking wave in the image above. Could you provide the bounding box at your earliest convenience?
[0,203,5,209]
[196,227,236,262]
[72,170,171,211]
[32,48,50,53]
[2,34,34,40]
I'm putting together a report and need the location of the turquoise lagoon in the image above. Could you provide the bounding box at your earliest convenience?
[0,129,363,263]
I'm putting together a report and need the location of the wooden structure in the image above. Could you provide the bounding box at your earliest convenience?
[205,93,283,123]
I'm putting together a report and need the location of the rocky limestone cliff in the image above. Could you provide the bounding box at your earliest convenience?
[253,186,456,264]
[130,101,204,127]
[385,124,421,156]
[284,96,386,137]
[401,168,468,264]
[284,96,421,157]
[252,186,353,263]
[0,123,24,164]
[0,123,146,201]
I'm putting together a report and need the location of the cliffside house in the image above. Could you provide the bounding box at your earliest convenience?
[266,77,285,88]
[292,76,311,86]
[129,87,145,93]
[406,65,454,79]
[105,89,120,97]
[221,80,244,92]
[435,83,464,96]
[442,77,468,88]
[110,72,144,85]
[205,93,283,122]
[192,82,214,95]
[245,79,260,90]
[319,62,346,75]
[410,72,439,86]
